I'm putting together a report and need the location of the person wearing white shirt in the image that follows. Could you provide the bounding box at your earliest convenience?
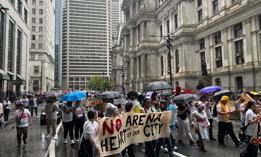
[22,96,29,109]
[78,110,99,157]
[240,101,247,124]
[15,103,32,145]
[244,101,259,144]
[200,95,216,140]
[3,97,11,123]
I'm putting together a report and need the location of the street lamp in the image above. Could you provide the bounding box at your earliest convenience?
[150,34,173,86]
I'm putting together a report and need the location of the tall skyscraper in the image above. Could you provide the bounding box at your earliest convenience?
[62,0,122,90]
[28,0,55,93]
[111,0,124,37]
[55,0,63,87]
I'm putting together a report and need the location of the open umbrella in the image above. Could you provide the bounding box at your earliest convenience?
[144,81,173,92]
[60,91,86,101]
[97,91,120,99]
[213,90,233,101]
[45,92,63,99]
[173,94,195,104]
[199,86,221,94]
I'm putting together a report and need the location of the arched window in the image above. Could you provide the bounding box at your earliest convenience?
[175,50,179,73]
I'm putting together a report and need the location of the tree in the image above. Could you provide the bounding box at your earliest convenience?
[54,82,60,88]
[87,76,112,91]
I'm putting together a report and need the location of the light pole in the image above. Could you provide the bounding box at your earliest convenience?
[166,34,173,86]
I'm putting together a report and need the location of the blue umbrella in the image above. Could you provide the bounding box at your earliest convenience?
[199,85,221,94]
[60,91,86,101]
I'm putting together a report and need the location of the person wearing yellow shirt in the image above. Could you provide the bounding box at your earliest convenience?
[217,96,241,147]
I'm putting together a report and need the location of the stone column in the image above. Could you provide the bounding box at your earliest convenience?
[140,22,144,41]
[130,28,134,47]
[141,54,145,78]
[136,56,140,80]
[130,57,134,80]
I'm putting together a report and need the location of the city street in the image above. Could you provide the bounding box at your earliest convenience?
[0,105,50,157]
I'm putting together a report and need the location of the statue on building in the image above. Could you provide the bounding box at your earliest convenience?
[201,60,208,76]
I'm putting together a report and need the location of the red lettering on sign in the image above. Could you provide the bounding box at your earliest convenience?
[103,120,114,136]
[115,118,122,132]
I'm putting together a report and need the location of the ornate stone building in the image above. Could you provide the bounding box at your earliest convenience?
[119,0,261,93]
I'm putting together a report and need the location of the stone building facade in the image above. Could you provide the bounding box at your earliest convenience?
[119,0,261,93]
[28,0,55,93]
[0,0,30,100]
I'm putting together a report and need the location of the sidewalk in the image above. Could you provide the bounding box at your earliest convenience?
[0,104,50,157]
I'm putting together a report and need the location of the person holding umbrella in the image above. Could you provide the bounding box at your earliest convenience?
[216,96,241,147]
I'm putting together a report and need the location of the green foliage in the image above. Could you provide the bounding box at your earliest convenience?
[87,76,112,91]
[54,82,60,88]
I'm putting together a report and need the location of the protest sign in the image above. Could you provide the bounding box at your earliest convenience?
[96,111,172,156]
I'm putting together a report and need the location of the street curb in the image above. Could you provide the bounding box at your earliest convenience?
[174,151,187,157]
[44,122,62,157]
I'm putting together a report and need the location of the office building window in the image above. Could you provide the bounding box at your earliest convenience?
[0,11,4,69]
[39,26,43,32]
[198,9,203,22]
[166,20,170,34]
[175,50,179,73]
[17,0,22,15]
[32,35,35,40]
[31,54,35,60]
[161,56,164,76]
[199,38,205,50]
[215,78,221,86]
[39,44,43,49]
[215,46,223,68]
[214,31,221,44]
[174,14,178,29]
[235,40,244,64]
[198,0,202,7]
[40,1,43,6]
[39,35,43,41]
[38,54,42,60]
[160,25,163,38]
[32,9,36,15]
[213,0,219,14]
[39,9,43,15]
[32,18,36,23]
[234,23,243,38]
[31,43,35,49]
[24,9,28,24]
[8,21,14,72]
[32,26,35,32]
[16,30,22,75]
[39,18,43,24]
[32,0,36,5]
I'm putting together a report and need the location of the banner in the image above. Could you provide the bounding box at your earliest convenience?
[97,111,172,156]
